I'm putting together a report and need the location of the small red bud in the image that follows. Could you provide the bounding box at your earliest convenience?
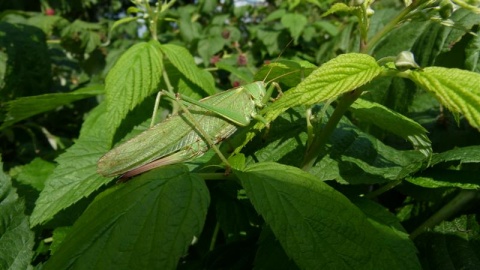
[237,54,247,66]
[221,29,230,39]
[232,81,240,87]
[45,8,55,16]
[210,55,220,65]
[264,60,271,65]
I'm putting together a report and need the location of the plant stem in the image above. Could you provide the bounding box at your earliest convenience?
[301,89,362,170]
[364,180,402,199]
[364,0,422,53]
[162,69,180,114]
[410,190,480,240]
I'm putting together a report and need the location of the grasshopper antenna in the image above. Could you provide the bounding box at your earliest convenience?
[262,39,294,83]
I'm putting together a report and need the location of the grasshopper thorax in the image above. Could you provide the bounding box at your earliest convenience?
[244,81,267,108]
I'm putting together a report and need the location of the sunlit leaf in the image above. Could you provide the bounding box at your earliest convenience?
[407,67,480,130]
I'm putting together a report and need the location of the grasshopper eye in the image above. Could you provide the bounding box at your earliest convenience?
[395,51,420,71]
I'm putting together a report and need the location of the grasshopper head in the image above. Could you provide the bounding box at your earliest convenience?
[245,81,266,108]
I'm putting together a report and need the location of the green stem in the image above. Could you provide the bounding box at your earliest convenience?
[301,89,362,170]
[144,0,157,41]
[209,222,221,251]
[162,69,180,114]
[364,0,422,53]
[364,180,402,199]
[410,190,480,240]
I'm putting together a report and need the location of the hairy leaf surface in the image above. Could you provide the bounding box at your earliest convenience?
[30,104,112,226]
[264,53,383,125]
[236,162,420,270]
[0,159,34,270]
[44,165,209,270]
[105,40,163,133]
[407,67,480,130]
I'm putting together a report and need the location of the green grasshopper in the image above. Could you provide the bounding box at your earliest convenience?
[97,80,272,178]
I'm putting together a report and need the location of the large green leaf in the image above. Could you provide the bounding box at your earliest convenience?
[0,159,34,270]
[1,85,103,129]
[160,43,216,96]
[235,162,421,270]
[30,103,112,226]
[104,40,163,133]
[264,53,383,123]
[44,165,209,270]
[350,98,432,158]
[407,67,480,130]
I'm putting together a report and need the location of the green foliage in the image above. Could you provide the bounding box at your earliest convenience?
[0,158,34,270]
[0,22,52,100]
[2,0,480,269]
[44,165,209,270]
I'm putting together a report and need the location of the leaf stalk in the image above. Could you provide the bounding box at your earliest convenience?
[301,89,363,170]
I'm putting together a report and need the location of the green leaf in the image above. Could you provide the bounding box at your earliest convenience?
[407,146,480,189]
[465,28,480,72]
[198,35,226,66]
[0,22,52,100]
[216,61,253,83]
[235,162,421,269]
[407,170,480,189]
[10,158,55,191]
[1,85,103,129]
[104,40,163,133]
[263,8,286,22]
[416,220,480,270]
[431,145,480,166]
[322,3,358,17]
[433,214,480,238]
[0,158,34,270]
[412,9,480,67]
[160,44,216,96]
[353,198,419,266]
[254,59,316,88]
[109,16,138,37]
[350,98,432,158]
[280,13,307,42]
[327,123,426,184]
[178,6,201,43]
[60,20,102,54]
[30,103,113,226]
[407,67,480,130]
[44,165,209,270]
[255,28,290,56]
[265,53,383,123]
